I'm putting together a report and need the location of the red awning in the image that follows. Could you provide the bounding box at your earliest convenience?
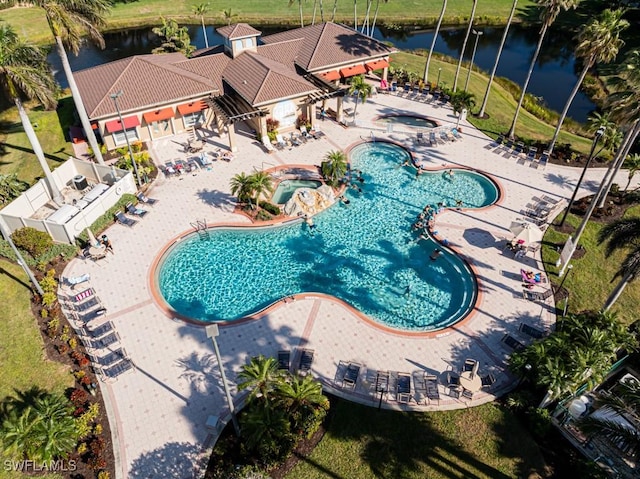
[105,115,140,133]
[339,64,367,78]
[319,70,341,81]
[143,107,175,123]
[365,59,390,71]
[177,100,207,115]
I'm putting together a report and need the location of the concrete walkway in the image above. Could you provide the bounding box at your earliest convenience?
[62,91,628,478]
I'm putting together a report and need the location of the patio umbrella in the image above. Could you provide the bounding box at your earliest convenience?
[509,221,543,245]
[86,228,99,247]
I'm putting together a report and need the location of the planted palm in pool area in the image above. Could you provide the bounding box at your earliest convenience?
[156,142,499,331]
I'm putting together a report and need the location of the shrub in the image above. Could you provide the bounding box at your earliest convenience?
[256,210,272,221]
[77,442,88,455]
[89,437,105,456]
[266,118,279,133]
[88,456,107,471]
[68,337,77,350]
[11,227,53,257]
[70,388,88,407]
[47,317,60,337]
[41,292,57,308]
[97,471,110,479]
[259,201,280,216]
[76,194,137,245]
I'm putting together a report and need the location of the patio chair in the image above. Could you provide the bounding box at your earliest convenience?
[425,374,441,404]
[513,141,526,158]
[136,192,159,205]
[115,211,138,228]
[523,288,554,302]
[277,350,291,371]
[397,373,412,403]
[126,202,148,217]
[538,150,550,169]
[290,132,303,146]
[446,371,461,397]
[71,287,95,303]
[481,373,496,388]
[485,134,505,150]
[85,321,115,339]
[74,306,107,325]
[90,347,127,368]
[429,131,438,147]
[275,134,288,149]
[298,349,314,375]
[462,359,477,374]
[519,323,546,339]
[261,135,275,153]
[65,273,90,289]
[73,297,103,313]
[85,331,120,351]
[99,359,134,381]
[451,128,463,140]
[416,132,425,144]
[334,360,349,386]
[502,334,525,351]
[343,362,362,389]
[527,146,538,162]
[462,388,474,400]
[374,370,389,397]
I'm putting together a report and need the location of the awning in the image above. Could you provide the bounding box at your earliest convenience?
[319,70,341,81]
[177,100,208,115]
[105,115,140,133]
[143,107,174,123]
[339,64,367,78]
[365,59,390,71]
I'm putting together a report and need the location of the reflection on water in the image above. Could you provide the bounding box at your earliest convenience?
[50,23,595,122]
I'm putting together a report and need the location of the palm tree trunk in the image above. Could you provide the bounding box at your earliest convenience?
[332,0,338,22]
[14,97,62,203]
[201,17,209,48]
[319,0,324,22]
[0,217,44,295]
[453,0,477,92]
[370,0,381,37]
[299,0,304,27]
[55,36,105,165]
[424,0,447,84]
[312,0,318,24]
[596,122,640,208]
[479,0,517,118]
[548,61,591,155]
[354,0,358,30]
[603,272,634,312]
[362,0,372,35]
[508,23,549,139]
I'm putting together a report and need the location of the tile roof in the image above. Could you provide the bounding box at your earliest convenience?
[75,54,218,118]
[216,23,261,40]
[261,22,395,71]
[255,39,304,72]
[223,51,317,106]
[173,54,231,92]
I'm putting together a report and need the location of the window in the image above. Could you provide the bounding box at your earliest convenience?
[183,111,205,128]
[152,119,170,135]
[272,100,296,127]
[234,40,243,52]
[245,37,254,48]
[113,127,139,145]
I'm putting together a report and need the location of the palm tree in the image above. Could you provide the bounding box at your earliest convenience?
[311,0,324,24]
[369,0,388,37]
[192,3,210,48]
[587,111,620,154]
[221,8,238,26]
[423,0,447,84]
[452,0,478,92]
[361,0,372,35]
[450,90,476,115]
[230,172,254,207]
[348,74,372,121]
[289,0,306,27]
[547,9,628,154]
[623,153,640,192]
[241,402,292,458]
[598,218,640,311]
[0,23,62,203]
[237,355,280,402]
[508,0,579,139]
[275,374,329,432]
[479,0,518,118]
[34,0,109,166]
[250,171,274,209]
[321,150,348,186]
[331,0,338,21]
[354,0,358,30]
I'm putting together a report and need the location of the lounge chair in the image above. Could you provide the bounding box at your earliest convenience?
[343,362,362,389]
[277,350,291,371]
[164,161,179,176]
[485,134,504,150]
[538,150,550,169]
[74,307,107,325]
[440,130,451,143]
[502,334,525,351]
[334,360,349,385]
[310,126,325,139]
[126,202,148,217]
[527,146,538,162]
[71,288,95,303]
[513,141,526,158]
[261,135,275,153]
[519,323,546,339]
[298,349,314,375]
[90,347,127,368]
[136,192,158,206]
[85,331,120,350]
[481,373,496,388]
[523,288,554,302]
[99,359,134,381]
[374,370,389,396]
[65,273,90,289]
[416,132,425,144]
[397,373,411,403]
[429,131,438,147]
[115,211,138,228]
[425,374,440,403]
[73,297,103,313]
[85,320,115,339]
[275,134,288,149]
[300,125,313,140]
[290,132,302,146]
[451,128,463,140]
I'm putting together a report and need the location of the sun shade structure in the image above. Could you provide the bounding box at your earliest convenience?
[105,116,140,133]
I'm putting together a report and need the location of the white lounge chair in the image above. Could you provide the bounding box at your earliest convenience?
[261,135,275,153]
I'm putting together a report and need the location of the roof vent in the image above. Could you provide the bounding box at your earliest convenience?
[243,80,247,84]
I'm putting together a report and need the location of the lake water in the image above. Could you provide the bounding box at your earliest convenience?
[48,23,595,123]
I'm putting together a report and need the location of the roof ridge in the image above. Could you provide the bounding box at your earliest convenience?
[97,56,137,113]
[306,23,329,72]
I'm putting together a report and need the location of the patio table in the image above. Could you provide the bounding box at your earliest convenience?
[459,371,482,392]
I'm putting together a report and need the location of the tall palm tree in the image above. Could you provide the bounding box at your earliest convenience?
[452,0,477,92]
[479,0,518,117]
[35,0,110,166]
[321,150,348,186]
[250,171,274,209]
[623,153,640,192]
[348,74,372,121]
[192,3,210,49]
[547,9,628,154]
[289,0,305,27]
[587,111,620,154]
[598,218,640,311]
[0,23,61,202]
[369,0,388,37]
[230,172,254,207]
[361,0,372,35]
[331,0,338,21]
[354,0,358,30]
[508,0,579,139]
[424,0,447,84]
[221,8,238,26]
[237,355,280,402]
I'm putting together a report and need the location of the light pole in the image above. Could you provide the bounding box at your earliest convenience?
[110,91,141,187]
[464,29,483,92]
[556,264,573,295]
[558,127,605,227]
[377,385,386,410]
[0,218,44,296]
[436,68,442,88]
[205,324,240,436]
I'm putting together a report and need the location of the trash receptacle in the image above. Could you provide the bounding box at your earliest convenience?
[73,175,88,191]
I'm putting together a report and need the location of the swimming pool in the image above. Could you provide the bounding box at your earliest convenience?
[272,179,322,204]
[378,114,438,129]
[156,142,499,331]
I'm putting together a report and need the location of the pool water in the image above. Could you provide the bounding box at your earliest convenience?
[271,179,322,204]
[157,142,499,331]
[378,115,438,129]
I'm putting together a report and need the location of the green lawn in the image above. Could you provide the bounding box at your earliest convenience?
[541,205,640,325]
[0,260,71,479]
[0,1,537,45]
[285,399,547,479]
